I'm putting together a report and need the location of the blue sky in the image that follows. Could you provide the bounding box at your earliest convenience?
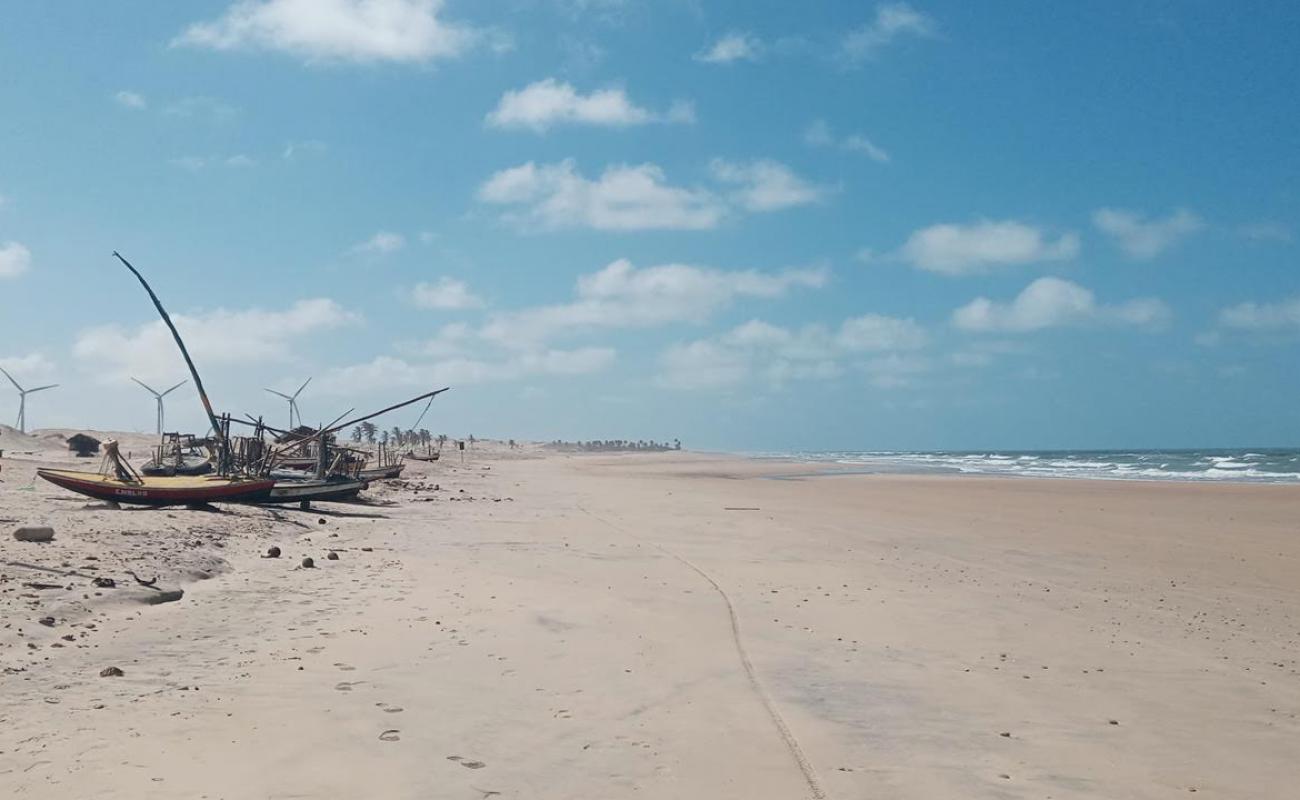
[1,1,1297,451]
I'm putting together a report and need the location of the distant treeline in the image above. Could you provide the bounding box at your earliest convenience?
[349,423,457,449]
[547,439,681,452]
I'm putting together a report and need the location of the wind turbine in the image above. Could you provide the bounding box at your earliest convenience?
[265,377,311,430]
[0,366,58,434]
[132,378,187,435]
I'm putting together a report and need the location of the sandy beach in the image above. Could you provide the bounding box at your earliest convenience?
[2,437,1298,799]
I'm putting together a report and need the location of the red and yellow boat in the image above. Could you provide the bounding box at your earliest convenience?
[38,469,275,507]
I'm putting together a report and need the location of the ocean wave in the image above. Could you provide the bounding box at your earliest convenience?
[766,449,1300,484]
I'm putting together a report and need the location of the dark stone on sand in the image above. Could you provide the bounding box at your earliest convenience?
[14,526,55,543]
[1109,719,1120,725]
[318,518,327,525]
[326,551,339,561]
[38,616,56,627]
[361,547,373,552]
[139,588,184,605]
[100,666,124,677]
[92,576,116,588]
[999,732,1011,737]
[265,546,282,559]
[302,557,315,569]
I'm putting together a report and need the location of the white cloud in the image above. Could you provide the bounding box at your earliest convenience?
[659,313,926,391]
[411,322,473,357]
[0,242,32,279]
[841,3,936,63]
[320,347,615,392]
[657,340,751,390]
[481,258,827,348]
[283,139,327,159]
[837,314,928,351]
[114,90,147,109]
[709,159,827,212]
[952,277,1170,333]
[350,230,405,255]
[163,96,239,121]
[805,120,890,163]
[1217,296,1300,331]
[411,277,484,310]
[899,219,1080,275]
[486,78,692,132]
[1092,207,1203,260]
[695,32,762,64]
[478,160,725,231]
[0,353,56,382]
[174,0,479,63]
[169,154,256,170]
[73,298,359,382]
[843,135,890,163]
[479,158,825,230]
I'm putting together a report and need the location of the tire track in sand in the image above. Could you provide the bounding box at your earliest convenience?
[579,506,827,800]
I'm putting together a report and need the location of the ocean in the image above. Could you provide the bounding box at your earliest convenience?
[761,449,1300,483]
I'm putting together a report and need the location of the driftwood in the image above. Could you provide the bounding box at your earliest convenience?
[125,570,159,589]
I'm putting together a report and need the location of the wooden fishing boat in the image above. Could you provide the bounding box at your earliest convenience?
[405,451,440,462]
[141,453,213,477]
[38,469,275,507]
[261,475,369,504]
[359,463,405,481]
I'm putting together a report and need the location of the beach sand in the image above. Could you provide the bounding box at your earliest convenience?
[2,437,1297,798]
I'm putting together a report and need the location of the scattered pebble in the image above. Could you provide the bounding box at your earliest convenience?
[264,546,281,559]
[301,557,315,569]
[100,666,124,678]
[13,526,55,542]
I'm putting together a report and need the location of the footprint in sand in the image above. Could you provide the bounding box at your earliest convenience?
[335,681,364,691]
[448,756,486,769]
[376,702,404,713]
[379,730,401,742]
[334,663,356,671]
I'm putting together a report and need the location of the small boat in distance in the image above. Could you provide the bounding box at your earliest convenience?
[359,463,405,480]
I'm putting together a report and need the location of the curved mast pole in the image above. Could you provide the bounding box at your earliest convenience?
[112,252,224,449]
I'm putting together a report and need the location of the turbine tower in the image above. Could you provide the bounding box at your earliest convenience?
[0,366,58,434]
[265,377,311,430]
[132,378,188,435]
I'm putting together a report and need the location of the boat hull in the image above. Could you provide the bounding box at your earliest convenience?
[38,469,275,507]
[259,477,369,504]
[359,464,405,481]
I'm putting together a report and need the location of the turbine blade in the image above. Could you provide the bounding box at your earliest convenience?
[293,377,312,399]
[0,366,22,392]
[132,377,160,396]
[161,380,188,397]
[265,389,293,401]
[27,384,57,394]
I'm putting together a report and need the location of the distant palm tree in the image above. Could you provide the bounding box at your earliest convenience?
[359,421,377,444]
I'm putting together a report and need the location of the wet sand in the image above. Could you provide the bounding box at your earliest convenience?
[2,441,1297,798]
